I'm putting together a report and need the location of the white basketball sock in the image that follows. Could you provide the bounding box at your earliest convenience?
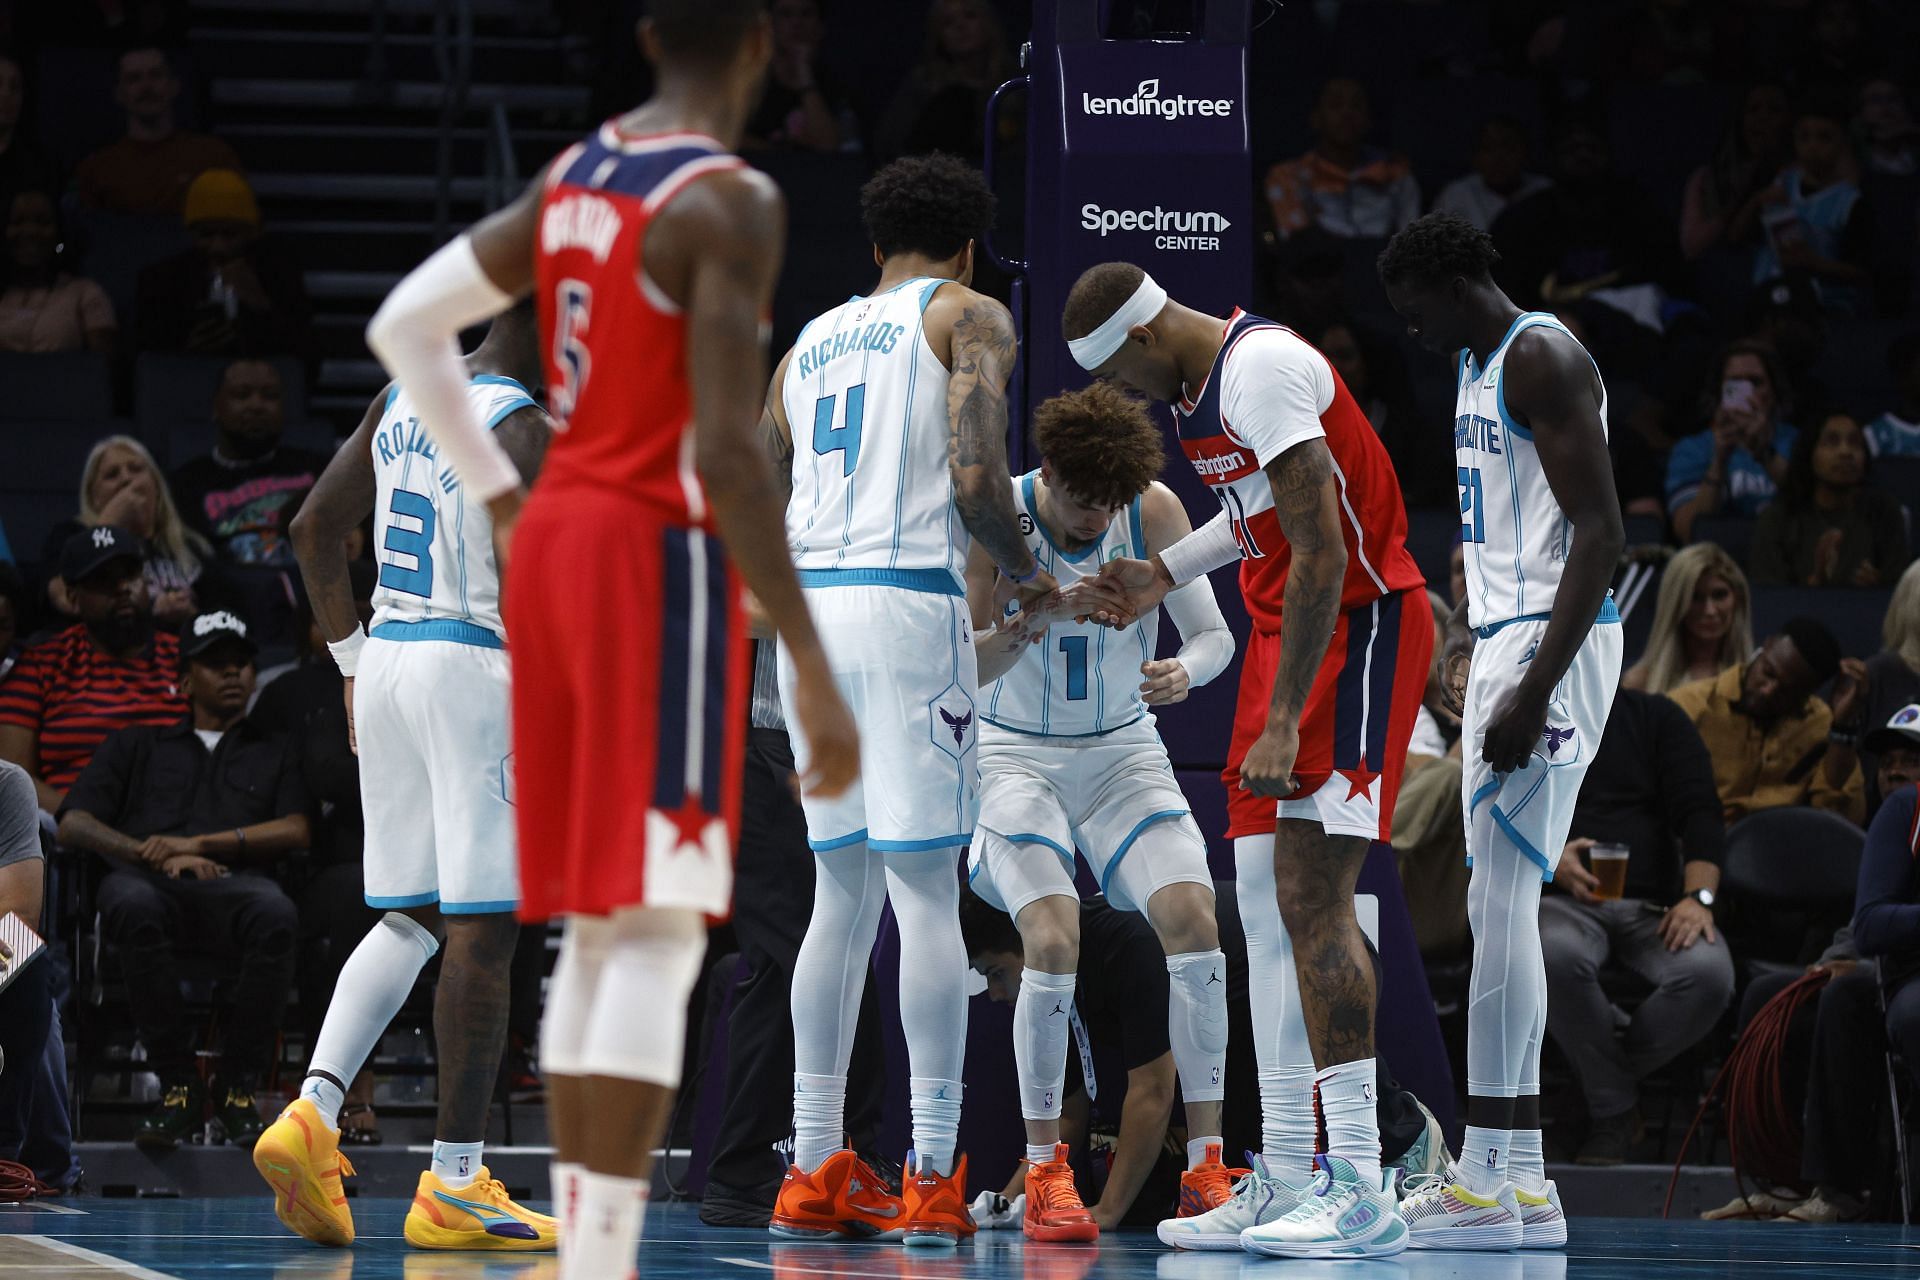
[1316,1058,1383,1184]
[1459,1124,1512,1197]
[908,1077,963,1177]
[1235,836,1317,1176]
[565,1170,646,1280]
[1187,1135,1224,1170]
[1014,968,1075,1122]
[551,1161,583,1265]
[1509,1126,1546,1193]
[1164,949,1228,1103]
[306,912,438,1131]
[432,1140,484,1190]
[791,1072,845,1174]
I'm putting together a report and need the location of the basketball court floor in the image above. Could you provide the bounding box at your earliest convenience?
[3,1199,1915,1279]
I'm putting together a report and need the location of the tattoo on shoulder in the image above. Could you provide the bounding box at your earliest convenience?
[950,304,1016,378]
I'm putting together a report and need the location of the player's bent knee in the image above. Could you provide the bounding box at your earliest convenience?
[1146,881,1218,954]
[1015,896,1080,974]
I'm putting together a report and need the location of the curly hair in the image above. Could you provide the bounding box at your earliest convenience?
[859,153,995,261]
[1033,382,1165,510]
[1376,211,1501,287]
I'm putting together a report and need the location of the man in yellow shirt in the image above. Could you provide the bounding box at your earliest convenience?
[1666,617,1865,825]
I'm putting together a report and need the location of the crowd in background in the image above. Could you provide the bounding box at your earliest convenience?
[0,0,1918,1224]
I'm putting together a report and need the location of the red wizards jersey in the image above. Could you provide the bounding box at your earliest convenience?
[533,124,747,523]
[1172,310,1424,633]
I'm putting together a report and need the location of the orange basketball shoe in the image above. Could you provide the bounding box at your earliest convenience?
[1023,1144,1097,1243]
[1178,1142,1245,1217]
[769,1149,906,1241]
[902,1151,976,1248]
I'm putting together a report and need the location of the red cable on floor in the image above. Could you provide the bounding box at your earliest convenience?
[1663,970,1830,1218]
[0,1157,53,1201]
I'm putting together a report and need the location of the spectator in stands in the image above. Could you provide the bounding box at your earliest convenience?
[1490,116,1676,315]
[0,54,56,203]
[1864,331,1920,458]
[1863,563,1920,809]
[1750,95,1870,314]
[1680,82,1792,262]
[1540,688,1732,1165]
[0,189,115,354]
[44,436,205,630]
[56,611,307,1150]
[1667,616,1865,825]
[0,562,23,683]
[1432,116,1550,234]
[1314,320,1446,506]
[170,359,325,568]
[0,526,183,813]
[1666,341,1798,543]
[1844,776,1920,1210]
[1855,78,1919,178]
[136,169,308,358]
[1264,77,1419,241]
[0,751,78,1195]
[73,46,242,217]
[743,0,853,153]
[1623,543,1755,694]
[1751,411,1910,588]
[874,0,1013,164]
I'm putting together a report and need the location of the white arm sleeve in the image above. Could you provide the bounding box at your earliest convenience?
[1221,328,1333,467]
[1157,509,1241,587]
[365,236,521,501]
[1162,574,1235,689]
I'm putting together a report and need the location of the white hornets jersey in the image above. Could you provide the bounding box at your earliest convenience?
[1454,313,1607,631]
[981,473,1159,737]
[370,374,537,643]
[782,278,966,592]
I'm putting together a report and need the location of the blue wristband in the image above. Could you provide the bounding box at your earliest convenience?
[1006,562,1039,585]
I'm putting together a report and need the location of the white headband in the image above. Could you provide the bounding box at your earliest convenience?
[1068,273,1168,370]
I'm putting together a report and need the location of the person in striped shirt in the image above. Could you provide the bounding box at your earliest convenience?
[0,526,183,812]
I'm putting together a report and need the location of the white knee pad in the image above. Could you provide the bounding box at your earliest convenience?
[1165,950,1229,1102]
[576,908,708,1085]
[541,914,613,1078]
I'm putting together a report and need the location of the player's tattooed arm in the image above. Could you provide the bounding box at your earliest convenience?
[290,390,382,646]
[493,403,555,489]
[760,348,797,507]
[1266,438,1346,720]
[941,295,1044,587]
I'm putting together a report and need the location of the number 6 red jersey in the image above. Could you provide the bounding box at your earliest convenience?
[533,123,747,524]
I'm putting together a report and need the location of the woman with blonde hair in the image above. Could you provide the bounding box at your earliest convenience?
[45,435,207,629]
[1863,560,1920,807]
[1622,542,1754,693]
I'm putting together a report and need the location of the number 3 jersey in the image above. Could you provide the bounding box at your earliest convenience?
[1171,309,1421,633]
[780,278,968,592]
[1453,311,1608,632]
[370,375,537,641]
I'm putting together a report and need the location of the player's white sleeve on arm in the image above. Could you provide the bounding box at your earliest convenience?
[365,236,521,501]
[1223,329,1333,467]
[1162,575,1235,688]
[1157,509,1241,588]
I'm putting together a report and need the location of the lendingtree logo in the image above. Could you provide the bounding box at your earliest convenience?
[1081,78,1234,120]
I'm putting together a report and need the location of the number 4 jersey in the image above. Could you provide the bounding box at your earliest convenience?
[781,277,969,592]
[370,375,537,642]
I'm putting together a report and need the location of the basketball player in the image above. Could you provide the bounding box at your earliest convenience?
[1379,214,1623,1249]
[256,307,555,1251]
[761,153,1055,1248]
[361,5,861,1278]
[964,382,1236,1242]
[1065,263,1431,1258]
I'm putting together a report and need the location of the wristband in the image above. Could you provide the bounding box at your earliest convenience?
[233,828,247,857]
[1005,561,1039,585]
[327,625,369,677]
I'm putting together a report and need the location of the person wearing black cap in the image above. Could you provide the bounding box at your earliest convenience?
[0,525,184,813]
[56,610,310,1150]
[1667,615,1867,825]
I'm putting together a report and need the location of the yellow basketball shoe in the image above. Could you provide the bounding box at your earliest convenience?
[252,1097,356,1247]
[404,1166,559,1251]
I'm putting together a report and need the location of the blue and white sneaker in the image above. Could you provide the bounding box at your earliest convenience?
[1155,1152,1311,1251]
[1238,1155,1408,1259]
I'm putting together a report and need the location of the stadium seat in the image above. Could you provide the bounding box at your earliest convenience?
[135,354,308,439]
[1688,513,1755,569]
[69,208,193,329]
[1749,585,1893,660]
[0,492,77,572]
[0,353,112,422]
[1811,314,1907,420]
[0,421,120,492]
[1719,807,1864,975]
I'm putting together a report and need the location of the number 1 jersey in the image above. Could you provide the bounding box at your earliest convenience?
[781,278,968,592]
[371,375,537,641]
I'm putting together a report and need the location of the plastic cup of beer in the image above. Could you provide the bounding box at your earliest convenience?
[1588,843,1630,901]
